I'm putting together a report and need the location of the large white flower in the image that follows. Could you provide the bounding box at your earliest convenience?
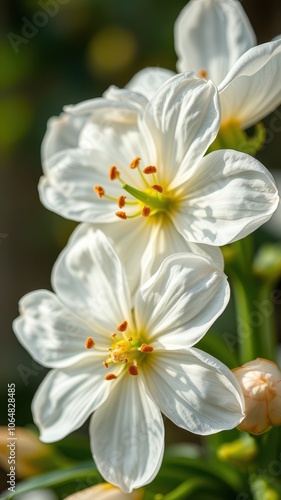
[13,229,245,492]
[173,0,281,130]
[39,73,278,294]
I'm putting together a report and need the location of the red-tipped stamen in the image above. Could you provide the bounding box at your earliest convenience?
[140,343,154,353]
[116,211,127,220]
[143,166,157,175]
[109,166,120,180]
[151,184,163,193]
[105,373,117,380]
[130,157,141,169]
[128,364,138,376]
[118,195,126,208]
[199,69,207,79]
[85,337,95,349]
[142,206,151,217]
[117,320,128,332]
[94,186,105,198]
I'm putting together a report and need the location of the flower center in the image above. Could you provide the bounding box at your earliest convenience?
[243,371,277,401]
[85,319,153,380]
[94,157,175,221]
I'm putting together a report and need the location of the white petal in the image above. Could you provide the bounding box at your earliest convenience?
[64,96,139,120]
[66,222,152,298]
[42,113,87,164]
[174,0,256,85]
[32,358,111,443]
[219,40,281,128]
[142,72,220,189]
[134,253,229,347]
[103,85,148,113]
[143,347,245,434]
[90,374,164,492]
[138,217,223,284]
[172,150,279,246]
[52,229,132,335]
[39,148,122,223]
[13,290,105,368]
[126,67,176,100]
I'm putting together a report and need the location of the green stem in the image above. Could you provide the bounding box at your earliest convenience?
[257,280,277,362]
[162,478,221,500]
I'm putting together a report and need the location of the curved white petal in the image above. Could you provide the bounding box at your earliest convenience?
[126,67,176,100]
[174,0,256,85]
[42,113,87,164]
[66,221,152,298]
[52,229,132,336]
[32,358,111,443]
[143,347,245,435]
[39,147,127,223]
[219,40,281,128]
[141,72,220,189]
[172,150,279,246]
[134,253,229,347]
[103,85,148,113]
[90,374,164,493]
[138,217,224,285]
[13,290,107,368]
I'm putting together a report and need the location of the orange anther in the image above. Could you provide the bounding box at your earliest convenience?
[118,195,126,208]
[142,206,151,217]
[117,321,128,332]
[94,186,105,198]
[85,337,95,349]
[143,166,157,174]
[103,361,109,368]
[109,166,120,180]
[140,343,154,353]
[105,373,117,380]
[128,364,138,376]
[115,211,127,220]
[199,69,207,79]
[151,184,163,193]
[130,157,141,169]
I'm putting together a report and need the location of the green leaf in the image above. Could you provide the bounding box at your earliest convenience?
[0,461,101,499]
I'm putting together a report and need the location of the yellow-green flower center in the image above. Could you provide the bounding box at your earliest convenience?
[94,156,177,221]
[85,319,154,380]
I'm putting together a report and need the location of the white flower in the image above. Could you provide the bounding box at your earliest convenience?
[173,0,281,129]
[39,74,278,294]
[13,229,245,492]
[233,358,281,435]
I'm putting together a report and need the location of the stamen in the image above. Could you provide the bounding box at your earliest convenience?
[85,337,95,349]
[116,211,127,220]
[109,166,120,180]
[143,166,157,175]
[118,195,126,208]
[199,69,207,79]
[152,184,163,193]
[94,186,105,198]
[140,343,154,353]
[105,373,117,380]
[128,364,138,376]
[130,157,141,169]
[111,333,117,339]
[117,320,128,332]
[142,206,151,217]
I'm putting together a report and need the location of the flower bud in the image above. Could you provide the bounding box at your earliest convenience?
[232,358,281,435]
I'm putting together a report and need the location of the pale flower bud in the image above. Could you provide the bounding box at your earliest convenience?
[232,358,281,435]
[65,483,143,499]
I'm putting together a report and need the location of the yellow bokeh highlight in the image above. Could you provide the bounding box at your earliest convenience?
[87,26,137,76]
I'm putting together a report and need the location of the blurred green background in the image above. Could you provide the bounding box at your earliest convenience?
[1,0,281,491]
